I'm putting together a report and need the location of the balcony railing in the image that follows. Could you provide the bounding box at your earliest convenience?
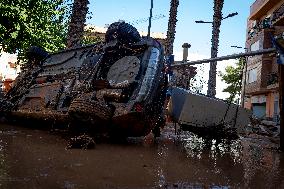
[248,3,284,40]
[247,18,272,40]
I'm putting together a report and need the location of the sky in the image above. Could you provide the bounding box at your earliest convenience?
[87,0,255,99]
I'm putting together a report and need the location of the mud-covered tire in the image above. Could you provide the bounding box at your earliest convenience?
[105,22,141,44]
[69,97,113,121]
[26,46,49,62]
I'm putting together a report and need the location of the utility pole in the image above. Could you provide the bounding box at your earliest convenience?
[279,63,284,151]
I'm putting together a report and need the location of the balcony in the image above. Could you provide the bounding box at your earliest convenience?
[267,72,278,86]
[271,3,284,25]
[247,19,272,40]
[250,0,280,20]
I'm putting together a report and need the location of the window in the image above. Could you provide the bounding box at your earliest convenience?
[247,68,257,83]
[250,40,260,51]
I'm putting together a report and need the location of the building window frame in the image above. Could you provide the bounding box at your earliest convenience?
[250,40,260,51]
[247,68,257,83]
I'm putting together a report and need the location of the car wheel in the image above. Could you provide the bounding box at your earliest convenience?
[69,95,113,121]
[26,46,49,62]
[105,22,141,44]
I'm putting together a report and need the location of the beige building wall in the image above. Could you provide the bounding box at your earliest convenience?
[245,0,284,120]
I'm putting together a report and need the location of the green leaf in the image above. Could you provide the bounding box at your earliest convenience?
[219,58,245,102]
[0,0,70,63]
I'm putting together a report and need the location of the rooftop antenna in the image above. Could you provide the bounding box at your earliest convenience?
[147,0,154,37]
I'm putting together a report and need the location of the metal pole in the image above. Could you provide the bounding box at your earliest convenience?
[147,0,153,37]
[279,63,284,151]
[172,48,276,67]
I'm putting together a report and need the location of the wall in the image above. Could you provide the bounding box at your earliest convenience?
[0,52,20,92]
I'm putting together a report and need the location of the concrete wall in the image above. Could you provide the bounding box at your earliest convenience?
[0,52,19,81]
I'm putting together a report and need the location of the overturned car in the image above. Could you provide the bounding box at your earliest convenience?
[0,22,167,137]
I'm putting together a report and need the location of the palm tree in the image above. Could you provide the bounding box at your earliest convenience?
[207,0,224,97]
[165,0,179,56]
[66,0,89,48]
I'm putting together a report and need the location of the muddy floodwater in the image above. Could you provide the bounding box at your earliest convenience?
[0,123,283,189]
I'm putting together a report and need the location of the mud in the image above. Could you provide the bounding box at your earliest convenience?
[0,123,283,189]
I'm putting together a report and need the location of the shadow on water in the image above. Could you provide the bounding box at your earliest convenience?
[0,123,283,188]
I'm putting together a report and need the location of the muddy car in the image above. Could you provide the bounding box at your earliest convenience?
[0,22,167,137]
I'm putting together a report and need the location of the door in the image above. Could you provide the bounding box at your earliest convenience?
[252,103,266,119]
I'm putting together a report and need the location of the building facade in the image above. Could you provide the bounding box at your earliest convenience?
[244,0,284,121]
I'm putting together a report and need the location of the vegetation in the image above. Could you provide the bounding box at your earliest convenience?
[219,58,245,103]
[0,0,72,62]
[0,0,100,62]
[82,28,102,46]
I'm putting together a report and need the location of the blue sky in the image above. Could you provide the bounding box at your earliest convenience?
[88,0,255,56]
[87,0,256,98]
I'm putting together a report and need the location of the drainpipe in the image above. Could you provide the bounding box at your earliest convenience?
[279,63,284,151]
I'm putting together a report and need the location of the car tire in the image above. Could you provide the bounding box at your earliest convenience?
[105,22,141,44]
[69,96,113,121]
[26,46,49,62]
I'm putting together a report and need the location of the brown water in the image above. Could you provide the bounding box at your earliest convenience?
[0,123,283,189]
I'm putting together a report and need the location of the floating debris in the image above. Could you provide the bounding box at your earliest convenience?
[66,134,96,149]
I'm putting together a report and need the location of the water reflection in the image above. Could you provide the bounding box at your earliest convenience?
[0,123,283,188]
[178,130,284,189]
[180,131,242,161]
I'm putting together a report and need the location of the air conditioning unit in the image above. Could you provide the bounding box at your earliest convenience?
[252,20,257,27]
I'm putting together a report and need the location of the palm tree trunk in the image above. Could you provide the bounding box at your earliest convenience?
[207,0,224,97]
[66,0,89,48]
[165,0,179,56]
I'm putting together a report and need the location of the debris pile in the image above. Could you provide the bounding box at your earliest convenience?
[244,117,280,144]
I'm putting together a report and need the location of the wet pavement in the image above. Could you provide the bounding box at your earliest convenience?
[0,123,283,189]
